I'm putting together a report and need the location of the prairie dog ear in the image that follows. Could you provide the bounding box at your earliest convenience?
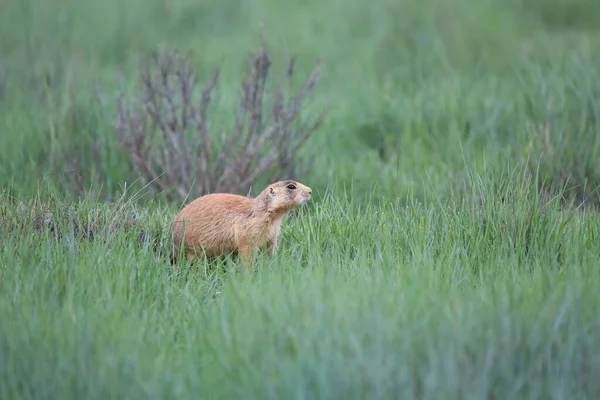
[269,187,275,195]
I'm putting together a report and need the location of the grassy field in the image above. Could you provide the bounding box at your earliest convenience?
[2,0,600,398]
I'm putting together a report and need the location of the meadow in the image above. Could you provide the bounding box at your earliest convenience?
[2,0,600,398]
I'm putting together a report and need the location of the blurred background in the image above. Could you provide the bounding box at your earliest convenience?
[1,0,599,207]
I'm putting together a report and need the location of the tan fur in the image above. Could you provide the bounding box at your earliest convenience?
[172,180,312,266]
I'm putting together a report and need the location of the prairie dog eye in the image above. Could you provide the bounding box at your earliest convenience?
[286,184,297,190]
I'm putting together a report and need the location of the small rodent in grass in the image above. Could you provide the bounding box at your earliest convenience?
[172,180,312,266]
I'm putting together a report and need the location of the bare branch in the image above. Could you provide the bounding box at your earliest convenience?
[105,45,326,202]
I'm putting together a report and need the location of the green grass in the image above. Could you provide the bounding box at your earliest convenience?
[2,0,600,398]
[2,169,600,398]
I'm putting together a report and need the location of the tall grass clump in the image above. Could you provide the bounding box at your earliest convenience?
[2,167,600,398]
[516,57,600,209]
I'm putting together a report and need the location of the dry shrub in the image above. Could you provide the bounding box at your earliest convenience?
[114,46,326,202]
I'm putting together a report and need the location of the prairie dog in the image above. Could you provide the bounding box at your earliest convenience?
[172,180,312,266]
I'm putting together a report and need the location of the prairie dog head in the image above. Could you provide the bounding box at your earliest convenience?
[264,180,312,213]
